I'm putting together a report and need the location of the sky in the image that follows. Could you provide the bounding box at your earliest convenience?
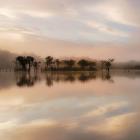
[0,0,140,61]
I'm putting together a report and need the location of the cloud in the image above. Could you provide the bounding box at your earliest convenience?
[85,20,129,37]
[0,0,140,26]
[89,0,140,27]
[84,102,129,118]
[0,7,54,19]
[0,0,137,38]
[0,0,139,60]
[0,8,17,19]
[0,35,140,61]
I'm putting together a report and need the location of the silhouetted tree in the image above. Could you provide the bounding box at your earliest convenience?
[88,61,96,70]
[33,61,40,72]
[16,56,27,71]
[45,56,53,70]
[104,59,114,72]
[63,59,75,68]
[26,56,34,72]
[55,59,60,69]
[78,59,89,69]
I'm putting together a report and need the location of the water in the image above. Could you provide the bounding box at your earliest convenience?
[0,71,140,140]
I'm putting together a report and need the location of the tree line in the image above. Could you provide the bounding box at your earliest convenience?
[15,56,114,73]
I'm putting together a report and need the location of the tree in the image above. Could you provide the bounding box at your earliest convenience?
[78,59,89,69]
[63,59,75,68]
[16,56,27,71]
[55,59,61,69]
[33,61,41,72]
[26,56,34,72]
[88,61,96,70]
[45,56,53,70]
[104,59,114,72]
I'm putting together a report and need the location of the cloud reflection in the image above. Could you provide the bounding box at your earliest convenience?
[0,71,140,140]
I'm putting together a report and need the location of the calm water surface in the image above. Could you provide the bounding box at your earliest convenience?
[0,71,140,140]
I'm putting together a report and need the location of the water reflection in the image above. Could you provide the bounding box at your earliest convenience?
[15,72,40,87]
[38,71,114,87]
[0,70,140,140]
[101,71,114,83]
[45,72,97,87]
[13,71,113,87]
[0,70,140,89]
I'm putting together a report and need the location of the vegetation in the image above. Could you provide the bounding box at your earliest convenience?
[101,59,114,72]
[55,59,60,69]
[45,56,53,70]
[78,59,96,71]
[78,59,90,69]
[63,60,75,69]
[15,56,40,72]
[14,56,116,73]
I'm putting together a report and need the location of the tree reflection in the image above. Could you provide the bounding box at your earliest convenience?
[15,72,40,87]
[64,74,76,82]
[45,72,98,86]
[15,71,114,87]
[46,73,53,87]
[1,71,140,90]
[101,71,114,83]
[78,73,96,82]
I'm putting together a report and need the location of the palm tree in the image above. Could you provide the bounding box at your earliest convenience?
[63,59,75,69]
[33,61,41,72]
[26,56,34,72]
[55,59,60,69]
[16,56,27,71]
[78,59,89,69]
[45,56,53,70]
